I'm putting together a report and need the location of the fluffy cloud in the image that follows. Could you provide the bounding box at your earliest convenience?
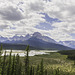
[0,6,24,21]
[0,0,75,41]
[0,0,46,36]
[43,0,75,41]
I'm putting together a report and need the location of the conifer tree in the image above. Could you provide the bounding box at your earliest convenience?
[25,45,30,75]
[7,50,12,75]
[30,66,33,75]
[19,62,22,75]
[15,54,21,75]
[0,45,2,64]
[14,56,17,75]
[0,45,3,74]
[1,51,6,75]
[11,55,15,75]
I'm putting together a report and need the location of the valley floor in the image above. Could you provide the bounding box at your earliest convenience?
[20,52,75,75]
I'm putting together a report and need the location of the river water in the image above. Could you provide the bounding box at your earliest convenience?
[2,50,58,57]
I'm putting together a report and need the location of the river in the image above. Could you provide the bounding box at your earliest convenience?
[2,50,58,57]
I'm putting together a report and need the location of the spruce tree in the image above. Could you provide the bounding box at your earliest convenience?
[7,50,12,75]
[25,45,30,75]
[0,45,3,74]
[14,56,17,75]
[15,54,21,75]
[19,62,22,75]
[1,51,6,75]
[30,66,33,75]
[11,55,15,75]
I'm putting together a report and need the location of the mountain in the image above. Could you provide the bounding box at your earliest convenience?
[24,36,73,50]
[32,32,57,43]
[3,34,31,43]
[9,34,31,41]
[3,32,57,44]
[59,41,75,49]
[0,32,73,50]
[0,36,8,42]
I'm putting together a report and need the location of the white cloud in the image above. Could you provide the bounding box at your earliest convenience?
[0,0,75,41]
[43,0,75,41]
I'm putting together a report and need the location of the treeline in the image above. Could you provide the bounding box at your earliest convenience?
[0,43,39,50]
[58,50,75,60]
[0,45,73,75]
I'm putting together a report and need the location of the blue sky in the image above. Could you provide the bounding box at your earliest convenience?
[0,0,75,41]
[35,13,61,30]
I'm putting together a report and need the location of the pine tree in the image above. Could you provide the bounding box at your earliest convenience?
[19,62,22,75]
[0,45,3,74]
[14,56,17,75]
[1,51,6,75]
[25,45,30,75]
[15,54,21,75]
[30,66,33,75]
[12,54,22,75]
[7,50,12,75]
[11,55,15,75]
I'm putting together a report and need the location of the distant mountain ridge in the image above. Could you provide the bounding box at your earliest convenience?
[59,41,75,49]
[3,32,57,44]
[24,37,73,50]
[0,36,8,42]
[0,32,74,50]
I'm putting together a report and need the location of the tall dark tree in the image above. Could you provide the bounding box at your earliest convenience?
[7,50,12,75]
[30,66,33,75]
[1,51,6,75]
[25,45,30,75]
[0,45,3,74]
[15,54,22,75]
[11,55,15,75]
[19,62,22,75]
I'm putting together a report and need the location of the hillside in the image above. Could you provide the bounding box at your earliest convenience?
[0,43,41,50]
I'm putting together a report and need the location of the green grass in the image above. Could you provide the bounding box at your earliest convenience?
[20,52,75,75]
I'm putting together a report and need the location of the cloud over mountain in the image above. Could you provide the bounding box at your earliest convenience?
[0,0,74,41]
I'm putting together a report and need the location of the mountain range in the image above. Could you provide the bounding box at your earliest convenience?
[0,32,74,50]
[59,41,75,49]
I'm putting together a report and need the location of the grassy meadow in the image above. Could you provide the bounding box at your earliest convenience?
[0,45,75,75]
[20,52,75,75]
